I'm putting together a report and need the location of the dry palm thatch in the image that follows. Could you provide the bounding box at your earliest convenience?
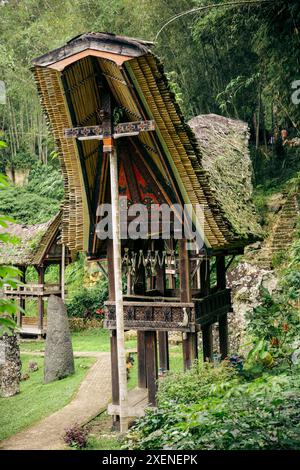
[188,114,262,240]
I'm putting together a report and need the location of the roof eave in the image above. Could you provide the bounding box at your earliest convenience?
[32,33,152,68]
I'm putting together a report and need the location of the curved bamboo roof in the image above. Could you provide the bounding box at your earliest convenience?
[0,212,62,266]
[32,32,261,253]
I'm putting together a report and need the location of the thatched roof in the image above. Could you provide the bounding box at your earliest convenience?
[32,32,261,253]
[0,212,61,266]
[188,114,262,242]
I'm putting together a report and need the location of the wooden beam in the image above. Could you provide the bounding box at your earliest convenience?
[37,266,45,334]
[216,256,226,290]
[88,143,104,255]
[61,244,65,301]
[158,331,169,372]
[202,323,213,362]
[110,330,120,430]
[200,258,213,361]
[107,240,119,428]
[109,140,128,433]
[137,331,147,388]
[217,256,228,359]
[17,266,26,328]
[145,331,158,406]
[155,240,169,372]
[107,240,115,300]
[63,120,155,140]
[219,315,228,359]
[179,239,198,370]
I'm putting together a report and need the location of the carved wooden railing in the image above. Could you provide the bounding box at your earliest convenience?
[1,283,62,298]
[104,289,231,331]
[195,289,232,326]
[104,300,195,332]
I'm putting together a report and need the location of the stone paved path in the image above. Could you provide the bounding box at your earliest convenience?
[0,353,111,450]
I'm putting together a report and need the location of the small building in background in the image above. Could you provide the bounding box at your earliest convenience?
[0,211,70,337]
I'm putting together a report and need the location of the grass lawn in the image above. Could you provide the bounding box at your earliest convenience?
[20,329,137,353]
[0,354,95,442]
[11,331,184,448]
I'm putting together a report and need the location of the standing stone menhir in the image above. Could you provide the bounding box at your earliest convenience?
[0,333,22,397]
[44,295,74,383]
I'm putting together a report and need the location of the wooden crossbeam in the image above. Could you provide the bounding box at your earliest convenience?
[63,120,155,140]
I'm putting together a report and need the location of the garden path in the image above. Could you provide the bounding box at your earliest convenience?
[0,352,111,450]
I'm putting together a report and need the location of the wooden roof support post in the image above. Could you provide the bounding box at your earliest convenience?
[145,330,158,406]
[156,240,169,373]
[200,259,213,361]
[37,266,45,336]
[106,137,128,433]
[216,256,228,359]
[61,244,65,301]
[17,266,26,328]
[179,239,198,370]
[107,240,120,429]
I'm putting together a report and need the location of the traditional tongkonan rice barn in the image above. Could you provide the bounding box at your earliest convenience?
[32,32,261,429]
[0,211,70,337]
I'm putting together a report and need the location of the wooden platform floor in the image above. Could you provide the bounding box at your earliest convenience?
[18,326,46,337]
[107,387,149,419]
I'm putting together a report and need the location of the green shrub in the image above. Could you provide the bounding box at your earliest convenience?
[157,361,236,406]
[245,288,300,367]
[66,278,108,318]
[126,367,300,450]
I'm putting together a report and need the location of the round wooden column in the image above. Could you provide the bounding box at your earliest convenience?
[37,266,45,335]
[200,258,213,361]
[216,256,228,359]
[179,239,198,370]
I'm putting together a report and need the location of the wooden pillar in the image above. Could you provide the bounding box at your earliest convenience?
[37,266,45,333]
[158,331,169,372]
[110,330,120,429]
[145,330,158,406]
[202,324,213,362]
[137,331,147,388]
[200,258,213,361]
[155,240,169,372]
[217,256,228,359]
[107,238,120,428]
[61,244,65,300]
[17,266,26,328]
[108,140,128,433]
[131,242,148,389]
[179,239,198,370]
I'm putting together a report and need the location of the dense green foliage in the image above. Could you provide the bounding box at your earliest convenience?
[0,0,299,223]
[1,0,299,171]
[0,185,60,224]
[1,0,300,450]
[0,142,20,334]
[125,213,300,450]
[66,278,108,318]
[126,367,300,450]
[126,224,300,450]
[26,163,63,201]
